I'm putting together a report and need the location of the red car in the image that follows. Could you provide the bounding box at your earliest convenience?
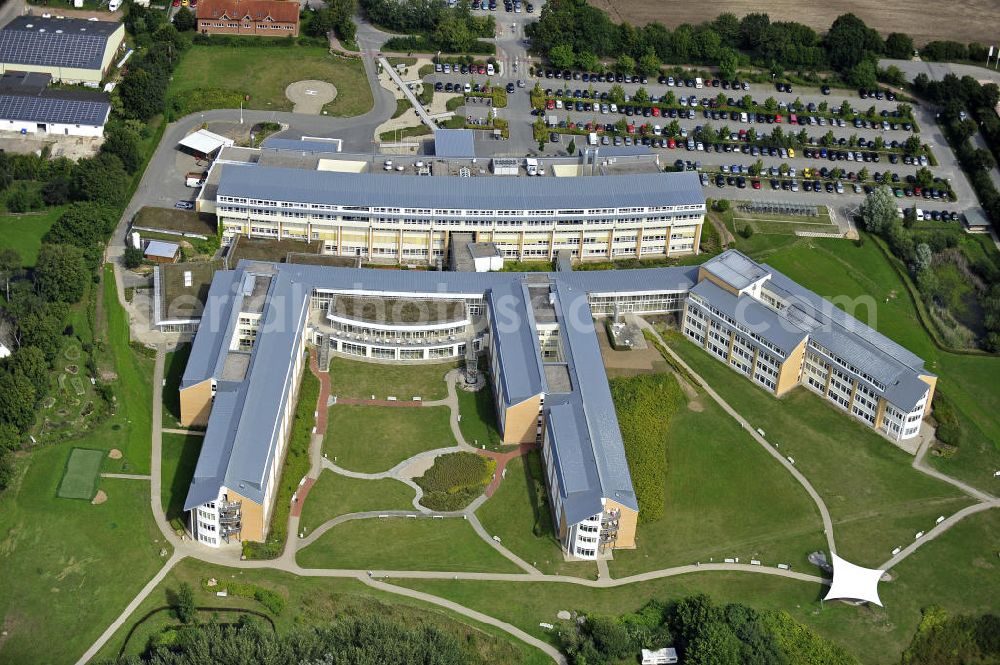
[546,99,554,110]
[752,179,762,189]
[651,106,660,117]
[667,138,676,148]
[477,65,486,75]
[171,0,180,5]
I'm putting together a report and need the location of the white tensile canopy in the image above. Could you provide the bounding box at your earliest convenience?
[824,553,885,606]
[178,129,233,156]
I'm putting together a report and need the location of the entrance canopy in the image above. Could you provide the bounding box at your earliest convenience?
[178,129,233,157]
[824,553,885,606]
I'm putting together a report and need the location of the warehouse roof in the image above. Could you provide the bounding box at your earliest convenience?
[0,16,120,71]
[0,87,110,126]
[216,164,706,211]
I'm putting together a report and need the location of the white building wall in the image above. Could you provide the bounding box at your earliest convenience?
[0,118,105,137]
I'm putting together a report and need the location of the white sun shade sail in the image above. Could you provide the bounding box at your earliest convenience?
[824,552,885,606]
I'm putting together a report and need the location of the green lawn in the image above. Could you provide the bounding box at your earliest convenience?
[328,356,458,400]
[161,432,203,530]
[92,559,546,664]
[0,206,66,266]
[98,265,156,475]
[456,381,503,449]
[296,517,522,573]
[666,331,971,568]
[0,447,167,664]
[610,386,827,577]
[325,405,454,473]
[162,343,191,429]
[397,506,1000,665]
[169,45,373,117]
[299,471,416,533]
[477,454,596,578]
[57,448,105,500]
[751,236,1000,496]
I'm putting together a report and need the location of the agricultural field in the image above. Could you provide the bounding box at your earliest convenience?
[586,0,998,46]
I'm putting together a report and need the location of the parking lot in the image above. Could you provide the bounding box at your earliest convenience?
[414,56,979,220]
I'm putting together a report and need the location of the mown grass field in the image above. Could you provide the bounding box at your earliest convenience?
[0,206,66,266]
[325,405,454,473]
[169,45,372,117]
[399,505,1000,665]
[296,517,522,573]
[161,432,202,530]
[666,330,971,568]
[609,380,827,576]
[161,343,190,429]
[0,266,167,665]
[298,471,416,533]
[327,357,458,401]
[92,559,549,664]
[751,236,1000,496]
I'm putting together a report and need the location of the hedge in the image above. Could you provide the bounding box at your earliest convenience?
[200,579,286,616]
[609,373,684,522]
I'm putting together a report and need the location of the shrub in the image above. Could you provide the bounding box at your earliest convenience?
[203,579,286,615]
[609,373,684,522]
[415,451,494,511]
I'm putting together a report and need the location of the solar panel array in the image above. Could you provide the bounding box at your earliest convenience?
[0,94,109,126]
[0,29,107,70]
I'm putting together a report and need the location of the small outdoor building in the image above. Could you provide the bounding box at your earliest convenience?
[178,129,234,160]
[144,240,180,264]
[641,647,678,665]
[823,553,885,606]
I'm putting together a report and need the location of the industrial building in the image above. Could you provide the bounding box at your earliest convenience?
[0,16,125,85]
[177,249,933,555]
[0,71,110,137]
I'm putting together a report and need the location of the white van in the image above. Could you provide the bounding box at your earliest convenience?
[486,63,495,76]
[695,77,704,89]
[108,0,122,10]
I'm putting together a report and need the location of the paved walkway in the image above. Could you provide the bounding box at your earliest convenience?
[378,56,436,131]
[162,428,204,437]
[100,473,151,480]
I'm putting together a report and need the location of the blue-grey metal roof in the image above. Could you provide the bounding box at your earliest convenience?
[486,281,545,405]
[434,128,475,158]
[700,249,771,291]
[544,396,605,525]
[216,164,706,212]
[182,269,241,387]
[0,89,110,125]
[551,280,638,514]
[260,138,343,154]
[690,278,807,356]
[144,240,179,259]
[0,16,119,71]
[184,382,244,510]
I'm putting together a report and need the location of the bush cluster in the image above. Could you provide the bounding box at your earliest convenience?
[608,373,684,522]
[415,451,494,511]
[931,392,964,447]
[202,579,286,616]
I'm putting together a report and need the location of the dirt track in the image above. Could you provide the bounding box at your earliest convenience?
[588,0,1000,46]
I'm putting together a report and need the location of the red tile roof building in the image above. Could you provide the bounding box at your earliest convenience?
[196,0,300,37]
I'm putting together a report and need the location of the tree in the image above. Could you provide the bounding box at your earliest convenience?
[637,50,660,76]
[174,582,197,624]
[5,346,49,400]
[117,67,165,121]
[633,87,649,104]
[434,17,473,52]
[914,243,933,273]
[717,48,739,80]
[548,43,576,69]
[847,59,878,89]
[34,244,88,304]
[860,186,898,234]
[173,6,196,31]
[0,248,21,302]
[17,307,66,363]
[608,84,625,105]
[857,166,870,183]
[575,50,599,72]
[713,199,730,212]
[0,372,36,432]
[102,124,143,173]
[825,14,882,71]
[71,153,128,205]
[884,32,914,60]
[123,245,144,270]
[616,54,635,73]
[763,96,777,112]
[567,138,576,155]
